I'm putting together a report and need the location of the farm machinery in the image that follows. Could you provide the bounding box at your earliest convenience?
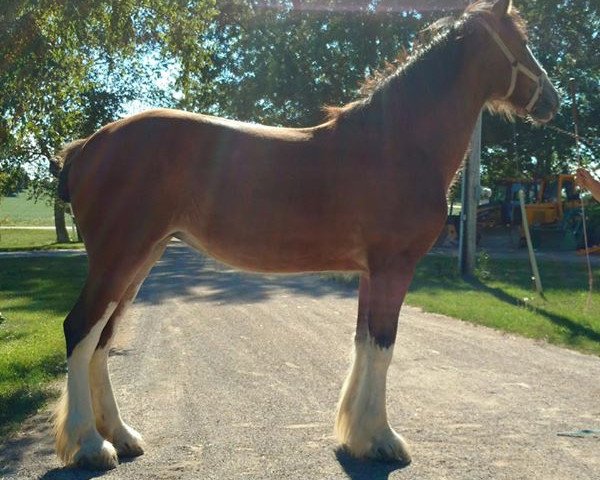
[479,174,600,250]
[439,175,600,251]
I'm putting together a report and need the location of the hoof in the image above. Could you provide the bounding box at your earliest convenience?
[74,440,118,470]
[365,429,412,465]
[341,427,412,465]
[113,425,145,458]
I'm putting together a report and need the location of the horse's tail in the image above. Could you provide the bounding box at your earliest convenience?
[54,138,87,203]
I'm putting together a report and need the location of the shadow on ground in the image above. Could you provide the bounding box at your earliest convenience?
[136,243,357,306]
[37,457,139,480]
[37,467,107,480]
[335,448,409,480]
[0,411,56,477]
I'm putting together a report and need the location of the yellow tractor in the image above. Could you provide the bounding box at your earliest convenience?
[512,174,589,250]
[474,174,593,250]
[522,174,581,226]
[439,175,596,250]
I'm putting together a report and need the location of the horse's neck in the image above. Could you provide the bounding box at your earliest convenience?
[376,38,487,190]
[419,73,486,190]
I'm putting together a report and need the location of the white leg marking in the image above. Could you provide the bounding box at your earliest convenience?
[90,340,144,457]
[334,335,411,463]
[54,302,119,469]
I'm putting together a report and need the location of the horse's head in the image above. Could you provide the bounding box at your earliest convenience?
[467,0,560,124]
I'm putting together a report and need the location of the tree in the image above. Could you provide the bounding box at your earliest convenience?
[0,165,28,196]
[0,0,217,241]
[182,1,438,125]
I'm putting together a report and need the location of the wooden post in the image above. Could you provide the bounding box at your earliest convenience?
[519,189,543,295]
[459,113,482,276]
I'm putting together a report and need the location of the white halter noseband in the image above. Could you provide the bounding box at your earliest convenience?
[478,18,548,113]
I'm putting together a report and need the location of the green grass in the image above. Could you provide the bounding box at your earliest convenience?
[0,193,55,226]
[406,253,600,356]
[0,255,88,438]
[0,229,83,252]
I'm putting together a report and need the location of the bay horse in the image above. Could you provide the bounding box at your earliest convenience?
[53,0,558,470]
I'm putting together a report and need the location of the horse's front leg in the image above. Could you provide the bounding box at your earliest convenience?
[335,263,414,464]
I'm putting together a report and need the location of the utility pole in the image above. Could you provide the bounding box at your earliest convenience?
[458,0,481,277]
[458,113,482,276]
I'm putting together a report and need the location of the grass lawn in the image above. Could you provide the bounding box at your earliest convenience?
[0,229,83,252]
[0,255,88,438]
[1,250,599,441]
[407,253,600,356]
[0,193,55,226]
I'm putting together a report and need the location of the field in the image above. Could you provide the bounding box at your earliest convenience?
[0,193,82,251]
[0,193,55,226]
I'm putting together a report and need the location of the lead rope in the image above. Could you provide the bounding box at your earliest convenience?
[569,79,594,309]
[543,124,599,149]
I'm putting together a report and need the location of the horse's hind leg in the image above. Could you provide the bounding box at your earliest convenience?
[54,282,121,469]
[335,262,415,464]
[54,239,167,469]
[89,240,168,458]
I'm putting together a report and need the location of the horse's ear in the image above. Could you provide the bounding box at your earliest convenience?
[492,0,512,17]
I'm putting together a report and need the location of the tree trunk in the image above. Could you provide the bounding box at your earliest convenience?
[75,221,82,242]
[54,198,70,243]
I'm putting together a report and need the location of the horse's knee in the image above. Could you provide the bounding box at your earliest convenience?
[63,298,88,358]
[96,291,137,351]
[97,313,118,352]
[63,272,134,357]
[364,264,416,347]
[63,301,120,354]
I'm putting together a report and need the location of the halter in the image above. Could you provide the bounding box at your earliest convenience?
[478,18,548,113]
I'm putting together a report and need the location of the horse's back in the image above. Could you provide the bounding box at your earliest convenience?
[68,109,315,214]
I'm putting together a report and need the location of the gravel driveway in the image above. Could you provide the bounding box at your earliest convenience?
[1,243,599,479]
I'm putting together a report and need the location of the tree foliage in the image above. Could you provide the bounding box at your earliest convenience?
[482,0,600,185]
[0,0,217,197]
[0,0,216,238]
[183,1,438,126]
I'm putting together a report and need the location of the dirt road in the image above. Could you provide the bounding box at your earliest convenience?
[2,243,599,479]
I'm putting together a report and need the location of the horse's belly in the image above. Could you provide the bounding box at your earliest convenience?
[177,228,365,274]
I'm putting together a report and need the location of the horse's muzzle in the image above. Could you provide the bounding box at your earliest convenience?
[529,78,560,124]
